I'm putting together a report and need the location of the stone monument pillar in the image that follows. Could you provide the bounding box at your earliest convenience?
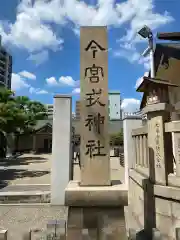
[80,26,110,186]
[65,26,128,240]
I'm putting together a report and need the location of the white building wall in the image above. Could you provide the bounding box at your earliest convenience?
[108,92,121,120]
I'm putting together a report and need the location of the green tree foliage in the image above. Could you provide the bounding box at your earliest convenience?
[0,87,48,157]
[110,130,124,146]
[15,96,48,133]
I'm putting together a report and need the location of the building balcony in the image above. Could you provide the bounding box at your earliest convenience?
[0,76,6,86]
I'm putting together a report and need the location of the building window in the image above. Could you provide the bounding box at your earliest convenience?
[116,112,119,114]
[115,104,117,106]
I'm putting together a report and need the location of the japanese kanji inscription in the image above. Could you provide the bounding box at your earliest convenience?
[80,26,110,186]
[85,64,104,83]
[85,40,106,58]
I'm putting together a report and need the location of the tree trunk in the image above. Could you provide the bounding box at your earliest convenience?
[6,133,15,157]
[14,134,19,153]
[0,131,6,159]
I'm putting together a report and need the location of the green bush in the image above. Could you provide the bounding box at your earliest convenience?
[110,130,123,146]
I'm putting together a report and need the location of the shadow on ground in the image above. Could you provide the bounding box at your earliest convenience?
[0,157,48,166]
[0,169,50,188]
[111,179,122,185]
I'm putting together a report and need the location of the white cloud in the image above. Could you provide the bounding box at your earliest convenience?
[72,88,80,94]
[0,0,173,48]
[19,71,36,80]
[117,0,173,43]
[121,98,140,112]
[29,87,36,94]
[73,26,80,37]
[114,0,173,69]
[11,73,30,91]
[0,0,63,54]
[29,87,48,95]
[36,89,48,94]
[46,77,58,86]
[114,49,140,63]
[114,46,151,70]
[0,0,174,69]
[46,76,79,88]
[27,50,49,65]
[12,72,49,95]
[135,71,149,89]
[59,76,79,87]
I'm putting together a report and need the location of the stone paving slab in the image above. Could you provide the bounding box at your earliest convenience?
[0,205,67,240]
[0,191,50,196]
[0,154,125,190]
[0,184,50,192]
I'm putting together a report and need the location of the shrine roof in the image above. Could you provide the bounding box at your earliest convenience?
[136,76,179,93]
[157,32,180,41]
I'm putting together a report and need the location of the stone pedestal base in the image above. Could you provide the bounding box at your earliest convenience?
[67,207,127,240]
[65,181,128,239]
[65,181,128,207]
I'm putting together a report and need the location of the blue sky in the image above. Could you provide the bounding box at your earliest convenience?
[0,0,179,112]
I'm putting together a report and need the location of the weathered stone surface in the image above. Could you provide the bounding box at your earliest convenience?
[0,230,7,240]
[98,207,127,240]
[155,198,172,217]
[152,228,161,240]
[67,207,83,228]
[65,180,128,207]
[0,192,50,204]
[22,231,31,240]
[67,206,127,240]
[67,228,83,240]
[147,114,167,185]
[154,184,180,201]
[176,228,180,240]
[129,228,137,240]
[156,213,173,237]
[172,202,180,219]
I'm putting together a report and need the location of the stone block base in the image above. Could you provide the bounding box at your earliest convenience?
[67,207,127,240]
[65,181,128,207]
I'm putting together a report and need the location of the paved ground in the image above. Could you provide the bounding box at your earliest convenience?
[0,153,125,239]
[0,205,67,240]
[0,154,51,189]
[0,153,125,192]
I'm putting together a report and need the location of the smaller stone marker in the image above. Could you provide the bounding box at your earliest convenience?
[51,95,72,205]
[129,228,137,240]
[80,26,110,186]
[152,228,161,240]
[22,231,31,240]
[176,228,180,240]
[0,230,7,240]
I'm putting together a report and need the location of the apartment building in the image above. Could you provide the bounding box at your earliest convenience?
[75,91,122,120]
[0,36,12,89]
[46,104,53,118]
[108,91,122,120]
[75,100,81,120]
